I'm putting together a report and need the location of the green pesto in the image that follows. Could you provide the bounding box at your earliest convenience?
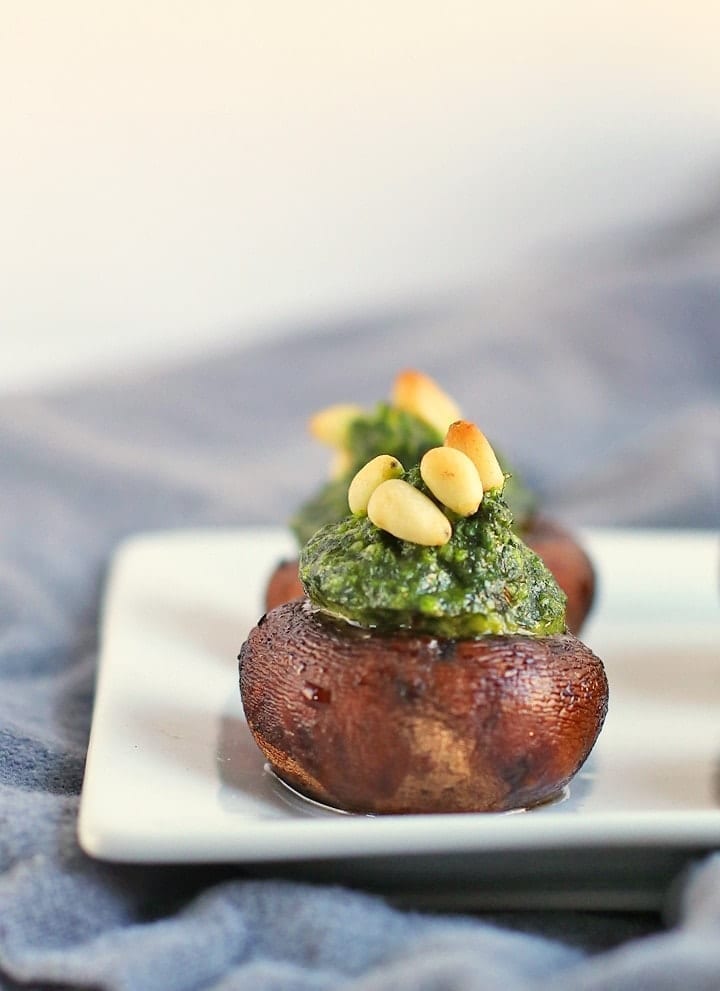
[343,403,442,476]
[299,474,566,639]
[291,402,536,545]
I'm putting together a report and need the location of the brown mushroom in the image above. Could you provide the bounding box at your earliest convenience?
[239,599,608,815]
[264,558,305,610]
[263,516,596,634]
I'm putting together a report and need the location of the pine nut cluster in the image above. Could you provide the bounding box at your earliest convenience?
[348,421,505,547]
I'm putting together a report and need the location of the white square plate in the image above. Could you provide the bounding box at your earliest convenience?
[78,526,720,910]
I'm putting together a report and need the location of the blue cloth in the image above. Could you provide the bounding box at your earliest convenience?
[1,216,719,989]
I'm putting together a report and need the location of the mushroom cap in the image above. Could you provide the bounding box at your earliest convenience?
[239,599,608,814]
[264,558,305,612]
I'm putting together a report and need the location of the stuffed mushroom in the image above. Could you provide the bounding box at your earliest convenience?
[241,421,608,815]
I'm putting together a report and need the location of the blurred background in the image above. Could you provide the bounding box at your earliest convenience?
[3,1,720,395]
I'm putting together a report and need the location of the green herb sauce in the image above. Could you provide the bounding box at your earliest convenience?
[300,471,566,639]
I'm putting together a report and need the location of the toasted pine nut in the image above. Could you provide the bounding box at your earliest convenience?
[391,370,461,436]
[444,420,505,490]
[348,455,404,515]
[309,403,364,446]
[367,478,452,546]
[420,446,483,516]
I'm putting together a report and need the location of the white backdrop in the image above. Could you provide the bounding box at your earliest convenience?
[2,1,719,393]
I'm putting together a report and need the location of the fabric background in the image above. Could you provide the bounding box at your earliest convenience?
[1,212,719,989]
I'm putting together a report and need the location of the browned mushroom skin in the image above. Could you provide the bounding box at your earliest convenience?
[239,599,608,815]
[264,558,305,610]
[263,518,596,635]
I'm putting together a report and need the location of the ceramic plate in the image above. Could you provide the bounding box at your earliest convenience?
[78,526,720,910]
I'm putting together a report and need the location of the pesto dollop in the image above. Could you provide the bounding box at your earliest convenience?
[299,474,566,639]
[291,403,536,544]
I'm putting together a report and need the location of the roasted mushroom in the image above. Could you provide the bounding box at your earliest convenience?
[240,605,606,814]
[241,422,608,815]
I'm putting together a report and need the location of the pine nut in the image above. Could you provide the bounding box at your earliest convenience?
[420,446,483,516]
[444,420,505,491]
[391,370,461,436]
[367,479,452,546]
[348,455,404,515]
[309,403,364,446]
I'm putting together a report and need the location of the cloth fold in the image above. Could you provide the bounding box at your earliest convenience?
[1,216,719,989]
